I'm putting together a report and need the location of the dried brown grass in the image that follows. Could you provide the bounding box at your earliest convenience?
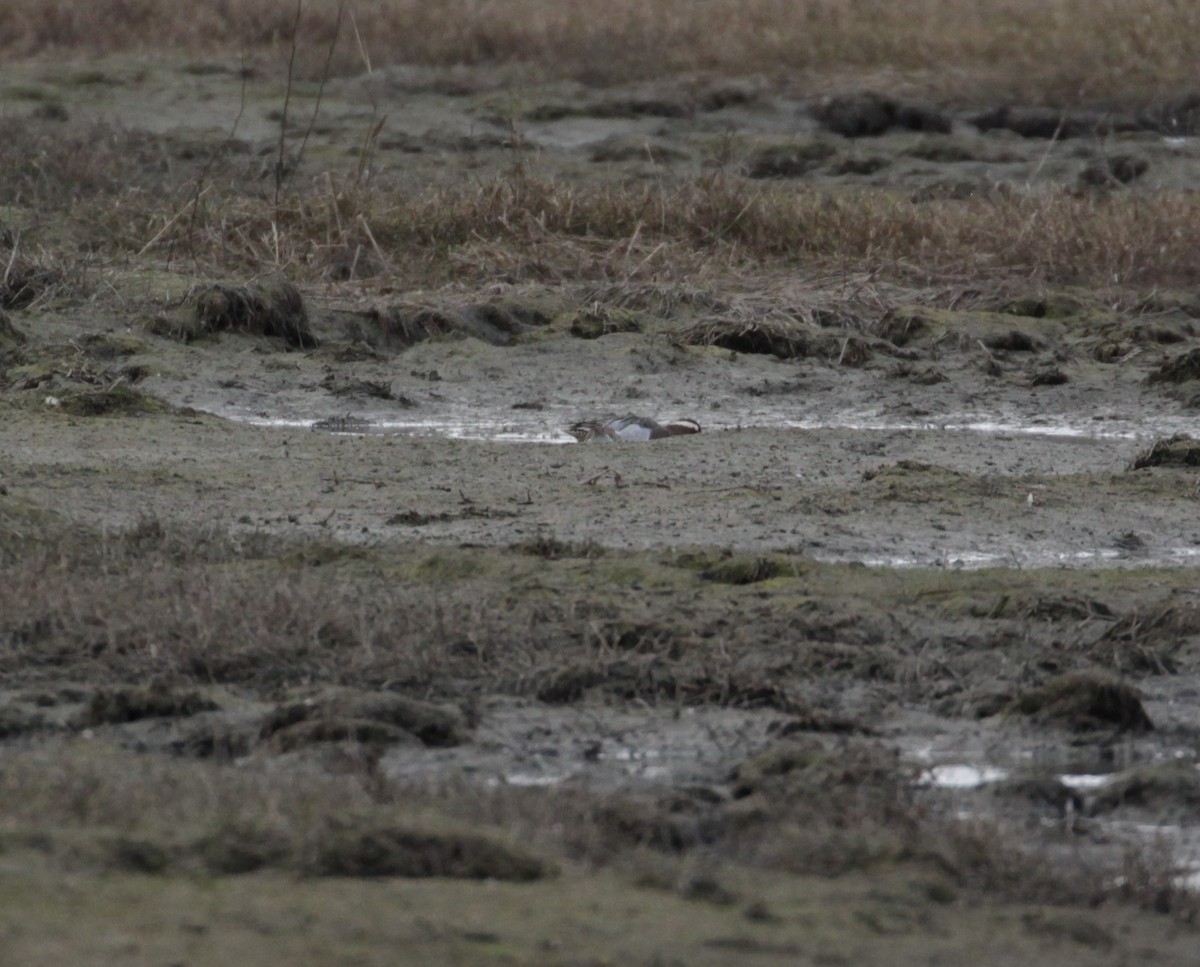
[7,109,1200,292]
[2,0,1200,106]
[160,173,1200,290]
[0,520,481,689]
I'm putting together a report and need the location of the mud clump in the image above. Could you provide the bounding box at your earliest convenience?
[730,739,827,797]
[1140,92,1200,135]
[1078,153,1149,188]
[731,739,904,804]
[169,719,256,759]
[565,306,644,339]
[152,279,315,348]
[196,279,314,348]
[81,685,218,726]
[1148,349,1200,384]
[876,309,929,347]
[1088,762,1200,815]
[699,554,798,585]
[746,141,837,179]
[0,258,65,310]
[197,823,292,874]
[104,836,172,874]
[529,658,673,705]
[1094,600,1200,673]
[723,740,914,868]
[310,817,551,880]
[589,135,688,164]
[1129,433,1200,469]
[525,95,691,122]
[55,383,166,417]
[991,776,1083,816]
[260,688,467,751]
[677,317,830,359]
[349,300,551,350]
[812,92,950,137]
[1030,365,1069,386]
[0,706,48,738]
[0,308,27,348]
[1005,673,1153,733]
[970,106,1137,139]
[512,535,604,559]
[265,718,420,752]
[593,797,697,852]
[984,329,1039,352]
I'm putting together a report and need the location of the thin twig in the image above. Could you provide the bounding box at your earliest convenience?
[274,0,304,209]
[138,186,212,257]
[3,230,20,286]
[294,0,346,179]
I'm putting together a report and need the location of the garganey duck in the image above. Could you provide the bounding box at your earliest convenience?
[567,414,701,442]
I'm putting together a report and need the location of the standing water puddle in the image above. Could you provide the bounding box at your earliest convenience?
[228,404,1199,446]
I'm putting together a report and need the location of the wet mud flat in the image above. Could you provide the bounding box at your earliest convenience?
[4,56,1200,966]
[4,394,1200,964]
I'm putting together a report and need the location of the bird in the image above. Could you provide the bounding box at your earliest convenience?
[567,414,701,442]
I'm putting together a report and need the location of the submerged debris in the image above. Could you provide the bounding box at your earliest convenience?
[311,414,374,432]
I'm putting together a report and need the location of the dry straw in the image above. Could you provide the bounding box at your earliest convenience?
[2,0,1199,104]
